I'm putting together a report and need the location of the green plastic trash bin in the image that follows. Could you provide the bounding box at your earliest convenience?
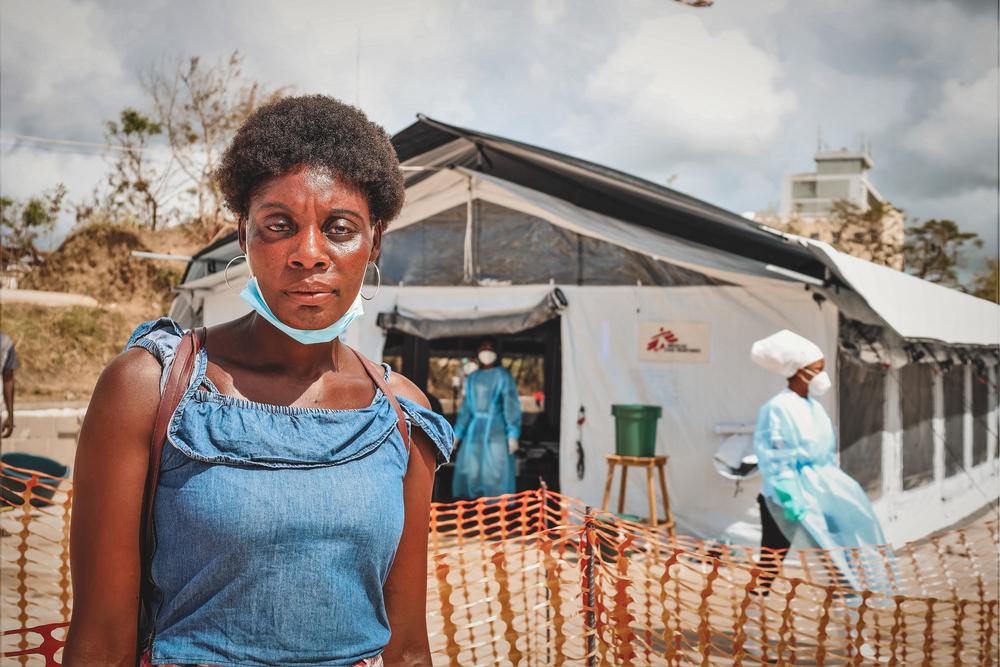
[611,404,662,457]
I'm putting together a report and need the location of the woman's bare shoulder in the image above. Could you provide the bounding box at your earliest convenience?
[387,371,430,410]
[101,347,162,395]
[81,347,162,445]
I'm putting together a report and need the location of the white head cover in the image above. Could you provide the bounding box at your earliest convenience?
[750,329,824,378]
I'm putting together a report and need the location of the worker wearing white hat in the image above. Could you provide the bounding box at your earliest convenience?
[750,329,888,594]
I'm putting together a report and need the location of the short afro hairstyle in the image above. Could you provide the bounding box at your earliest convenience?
[215,95,405,228]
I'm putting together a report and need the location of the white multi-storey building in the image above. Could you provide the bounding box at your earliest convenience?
[777,149,904,269]
[780,149,883,219]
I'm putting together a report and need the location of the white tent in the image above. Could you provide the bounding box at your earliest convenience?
[172,118,999,546]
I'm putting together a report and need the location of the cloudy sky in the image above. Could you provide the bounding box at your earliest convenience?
[2,0,997,275]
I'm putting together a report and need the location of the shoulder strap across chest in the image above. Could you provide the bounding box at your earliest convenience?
[349,346,410,453]
[140,326,204,646]
[143,328,204,546]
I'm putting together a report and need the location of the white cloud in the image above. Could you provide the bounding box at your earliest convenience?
[0,1,137,139]
[583,14,797,160]
[531,0,568,27]
[904,67,999,187]
[208,0,483,129]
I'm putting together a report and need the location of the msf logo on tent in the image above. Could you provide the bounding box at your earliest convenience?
[639,321,710,363]
[646,328,681,352]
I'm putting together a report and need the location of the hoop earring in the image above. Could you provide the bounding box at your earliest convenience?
[224,255,248,291]
[361,262,381,301]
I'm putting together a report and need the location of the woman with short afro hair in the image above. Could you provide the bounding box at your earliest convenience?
[216,94,405,230]
[65,95,454,667]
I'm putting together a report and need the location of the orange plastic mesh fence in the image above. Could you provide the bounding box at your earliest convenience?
[2,466,997,665]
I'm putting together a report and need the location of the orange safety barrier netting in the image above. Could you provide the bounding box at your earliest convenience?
[2,464,997,665]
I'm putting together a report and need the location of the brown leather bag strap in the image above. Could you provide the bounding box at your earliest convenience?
[349,346,410,452]
[140,327,205,560]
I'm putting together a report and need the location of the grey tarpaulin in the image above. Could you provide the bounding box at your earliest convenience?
[378,200,724,287]
[379,205,466,285]
[375,288,567,339]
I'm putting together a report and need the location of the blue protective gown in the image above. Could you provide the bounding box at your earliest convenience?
[754,389,891,592]
[452,366,522,499]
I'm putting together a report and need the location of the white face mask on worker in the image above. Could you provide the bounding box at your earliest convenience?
[478,350,497,366]
[806,370,832,397]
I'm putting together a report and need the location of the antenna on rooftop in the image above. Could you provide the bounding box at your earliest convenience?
[862,134,872,157]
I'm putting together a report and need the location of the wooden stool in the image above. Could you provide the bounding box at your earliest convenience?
[601,454,675,535]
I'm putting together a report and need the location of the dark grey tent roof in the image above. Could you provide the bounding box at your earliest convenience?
[394,115,826,281]
[185,114,827,284]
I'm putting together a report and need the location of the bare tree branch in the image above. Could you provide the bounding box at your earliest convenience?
[143,50,288,235]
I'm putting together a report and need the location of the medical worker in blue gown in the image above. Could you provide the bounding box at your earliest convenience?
[452,338,522,499]
[750,330,889,594]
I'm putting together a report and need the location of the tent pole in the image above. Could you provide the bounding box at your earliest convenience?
[463,173,474,282]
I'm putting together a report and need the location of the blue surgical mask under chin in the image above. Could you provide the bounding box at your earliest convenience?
[239,276,364,345]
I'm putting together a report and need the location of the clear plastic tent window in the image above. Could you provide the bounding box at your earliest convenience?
[837,352,884,498]
[901,363,936,491]
[377,201,725,287]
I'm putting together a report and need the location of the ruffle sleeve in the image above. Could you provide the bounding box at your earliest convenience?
[124,317,186,392]
[398,396,455,469]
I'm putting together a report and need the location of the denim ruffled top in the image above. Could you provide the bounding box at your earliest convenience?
[126,318,454,667]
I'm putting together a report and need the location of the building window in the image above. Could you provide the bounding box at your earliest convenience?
[901,364,935,490]
[791,180,817,199]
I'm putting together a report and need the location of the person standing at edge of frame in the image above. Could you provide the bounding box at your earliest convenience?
[0,331,18,438]
[63,95,455,667]
[452,337,522,499]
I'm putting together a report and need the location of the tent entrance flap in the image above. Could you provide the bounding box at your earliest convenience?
[375,289,566,339]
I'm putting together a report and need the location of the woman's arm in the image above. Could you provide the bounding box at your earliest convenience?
[382,376,437,667]
[62,349,162,666]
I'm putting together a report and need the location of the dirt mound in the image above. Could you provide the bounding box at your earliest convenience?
[1,303,137,401]
[8,222,221,402]
[21,223,186,307]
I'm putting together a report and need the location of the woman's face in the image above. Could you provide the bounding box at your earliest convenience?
[240,165,380,331]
